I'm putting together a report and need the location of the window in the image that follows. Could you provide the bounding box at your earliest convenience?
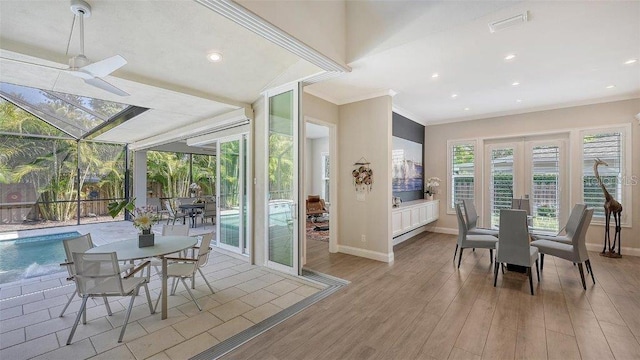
[581,126,631,225]
[447,140,476,213]
[321,153,330,203]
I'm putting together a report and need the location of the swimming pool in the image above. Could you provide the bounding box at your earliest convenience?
[0,231,81,284]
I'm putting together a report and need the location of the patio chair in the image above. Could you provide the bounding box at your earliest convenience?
[531,209,595,290]
[164,200,187,225]
[454,203,498,268]
[147,197,169,220]
[66,252,153,344]
[199,200,216,228]
[494,209,539,295]
[155,232,215,311]
[59,233,133,318]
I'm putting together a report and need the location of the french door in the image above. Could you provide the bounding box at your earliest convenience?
[265,84,300,274]
[485,138,567,232]
[217,134,249,254]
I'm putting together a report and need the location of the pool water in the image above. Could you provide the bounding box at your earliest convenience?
[0,231,81,284]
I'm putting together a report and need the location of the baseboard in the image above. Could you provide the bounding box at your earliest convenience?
[431,226,457,235]
[585,243,640,257]
[393,226,427,245]
[337,245,394,263]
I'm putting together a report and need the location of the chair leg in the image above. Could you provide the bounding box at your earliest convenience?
[102,296,112,316]
[494,260,499,287]
[180,278,202,311]
[577,263,587,290]
[586,259,596,284]
[153,289,162,313]
[528,267,534,295]
[535,259,540,282]
[143,283,155,314]
[66,296,89,345]
[198,268,215,294]
[170,278,178,295]
[490,249,493,263]
[457,248,464,268]
[540,254,544,271]
[118,292,137,343]
[59,289,77,317]
[453,244,458,262]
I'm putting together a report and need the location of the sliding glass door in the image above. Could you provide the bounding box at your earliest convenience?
[265,84,299,274]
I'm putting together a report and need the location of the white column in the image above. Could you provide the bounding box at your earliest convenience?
[133,150,148,208]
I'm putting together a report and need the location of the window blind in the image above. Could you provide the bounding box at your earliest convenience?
[531,146,560,231]
[451,144,475,209]
[583,132,622,219]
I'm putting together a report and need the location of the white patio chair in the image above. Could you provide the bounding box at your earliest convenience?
[155,232,215,311]
[66,252,153,344]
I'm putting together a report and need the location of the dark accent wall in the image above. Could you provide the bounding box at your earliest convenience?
[392,112,425,202]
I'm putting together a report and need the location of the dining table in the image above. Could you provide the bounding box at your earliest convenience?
[179,203,205,228]
[86,235,197,320]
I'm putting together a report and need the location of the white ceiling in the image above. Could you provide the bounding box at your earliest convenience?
[308,0,640,124]
[1,0,638,138]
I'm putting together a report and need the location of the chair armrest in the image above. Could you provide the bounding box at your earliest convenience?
[123,260,151,279]
[60,261,73,267]
[164,257,197,262]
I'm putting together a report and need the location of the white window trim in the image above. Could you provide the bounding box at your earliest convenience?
[579,124,632,227]
[321,152,329,203]
[447,139,478,215]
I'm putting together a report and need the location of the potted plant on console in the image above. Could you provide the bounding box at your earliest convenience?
[425,177,441,201]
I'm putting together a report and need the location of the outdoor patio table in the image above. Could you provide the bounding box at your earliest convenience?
[179,203,205,228]
[86,235,197,320]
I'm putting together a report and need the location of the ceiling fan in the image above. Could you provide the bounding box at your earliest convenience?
[2,0,129,96]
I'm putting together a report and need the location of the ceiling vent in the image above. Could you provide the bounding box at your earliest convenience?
[488,11,529,33]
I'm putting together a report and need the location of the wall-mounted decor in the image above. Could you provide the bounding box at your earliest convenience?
[353,157,373,193]
[392,136,423,193]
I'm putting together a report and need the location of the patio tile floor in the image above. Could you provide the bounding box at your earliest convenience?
[0,221,325,359]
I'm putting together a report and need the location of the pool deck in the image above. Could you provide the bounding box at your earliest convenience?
[0,221,325,360]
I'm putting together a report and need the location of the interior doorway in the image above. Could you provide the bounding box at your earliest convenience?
[302,118,337,269]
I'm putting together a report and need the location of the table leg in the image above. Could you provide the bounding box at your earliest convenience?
[162,256,168,320]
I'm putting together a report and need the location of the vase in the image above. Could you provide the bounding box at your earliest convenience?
[138,229,155,248]
[427,194,434,201]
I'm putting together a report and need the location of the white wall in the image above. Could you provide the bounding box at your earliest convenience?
[309,137,329,197]
[338,96,393,262]
[425,98,640,254]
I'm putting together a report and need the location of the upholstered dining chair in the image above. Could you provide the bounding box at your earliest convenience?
[454,203,498,268]
[462,199,499,236]
[531,208,595,290]
[66,252,153,344]
[531,203,586,244]
[494,209,540,295]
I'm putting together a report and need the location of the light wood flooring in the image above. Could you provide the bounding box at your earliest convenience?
[225,231,640,360]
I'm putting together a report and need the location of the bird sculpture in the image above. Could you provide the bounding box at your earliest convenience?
[594,158,623,257]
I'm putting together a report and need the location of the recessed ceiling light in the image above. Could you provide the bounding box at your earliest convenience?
[206,51,223,62]
[451,94,458,98]
[512,81,520,86]
[504,54,516,61]
[464,107,470,111]
[606,85,616,89]
[516,99,522,103]
[624,59,638,65]
[432,73,439,78]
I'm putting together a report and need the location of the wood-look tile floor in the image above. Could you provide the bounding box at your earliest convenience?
[226,231,640,360]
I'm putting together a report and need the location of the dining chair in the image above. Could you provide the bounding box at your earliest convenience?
[511,198,531,215]
[494,209,540,295]
[462,199,499,236]
[454,203,498,268]
[155,232,215,311]
[164,200,187,225]
[147,197,169,220]
[199,201,217,228]
[531,203,586,244]
[59,233,133,318]
[531,208,595,290]
[66,252,153,344]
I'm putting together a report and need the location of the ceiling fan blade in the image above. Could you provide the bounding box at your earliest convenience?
[84,77,129,96]
[80,55,127,77]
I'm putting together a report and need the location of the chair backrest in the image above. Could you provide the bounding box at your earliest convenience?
[497,209,531,266]
[72,252,124,295]
[196,232,214,268]
[62,234,94,277]
[162,224,189,236]
[572,208,594,262]
[462,199,478,230]
[511,198,531,216]
[455,203,468,246]
[147,197,161,212]
[204,201,216,215]
[565,204,587,237]
[164,200,176,217]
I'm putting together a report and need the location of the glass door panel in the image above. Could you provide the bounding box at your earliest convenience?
[488,146,515,228]
[218,138,242,251]
[266,86,298,273]
[527,142,563,232]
